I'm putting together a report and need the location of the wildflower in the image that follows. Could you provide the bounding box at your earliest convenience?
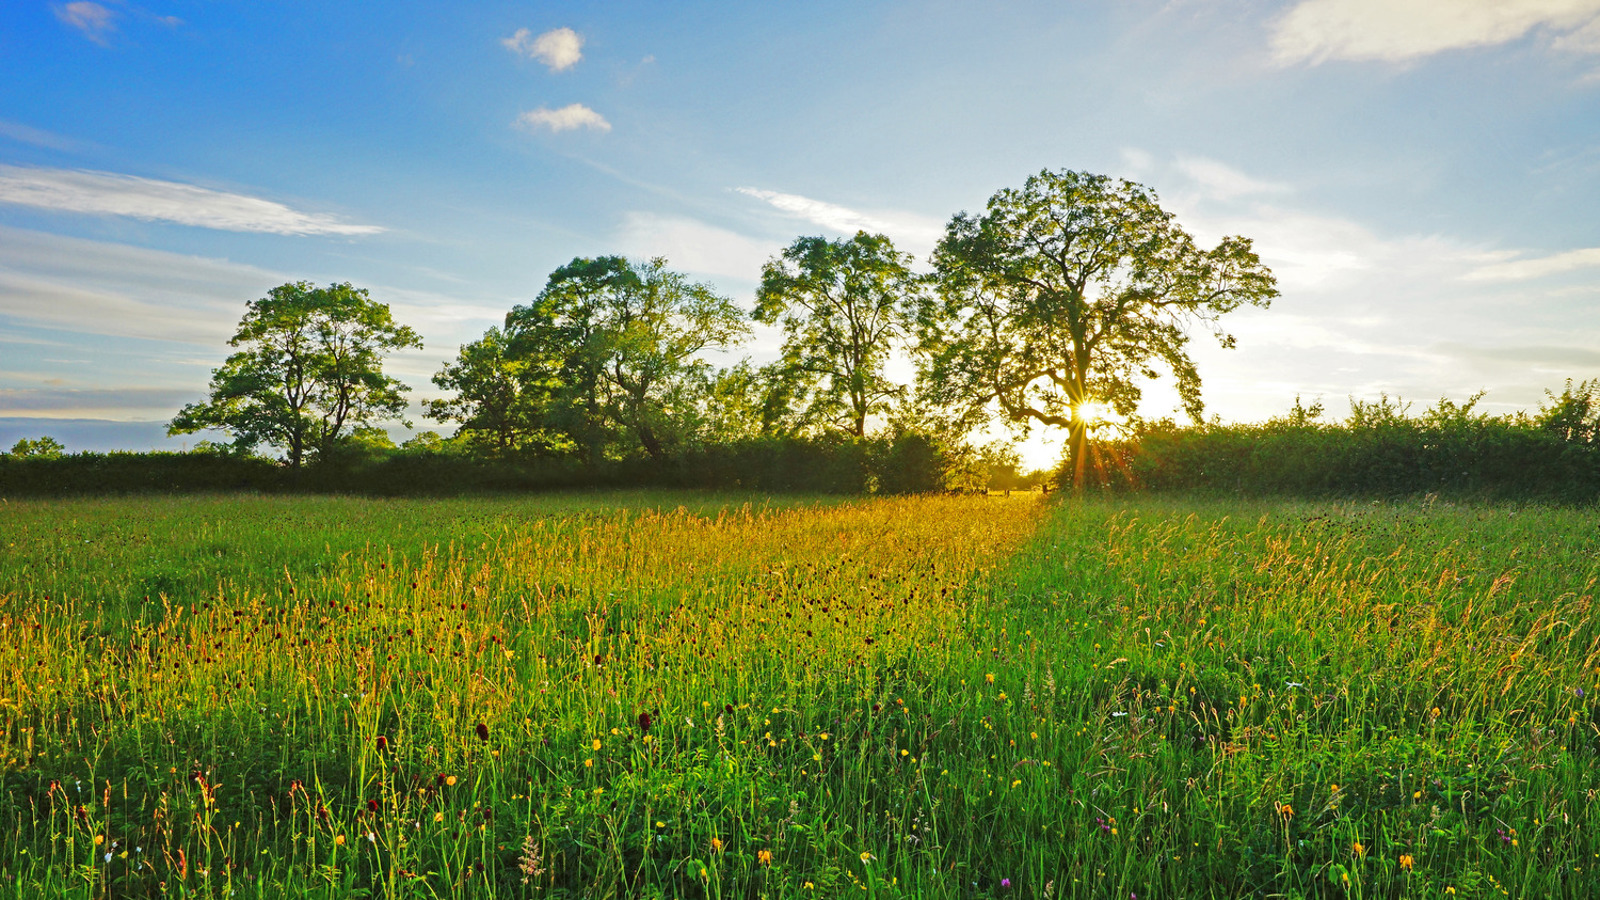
[475,722,490,742]
[1001,877,1012,888]
[758,849,773,865]
[375,735,389,752]
[638,711,653,733]
[1400,854,1414,870]
[518,835,546,885]
[335,834,346,846]
[1353,841,1365,857]
[1279,803,1294,818]
[711,837,723,853]
[445,775,458,786]
[592,738,602,751]
[860,851,874,863]
[986,673,995,683]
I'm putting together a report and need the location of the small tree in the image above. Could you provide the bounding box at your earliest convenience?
[426,325,565,456]
[8,436,65,459]
[1537,378,1600,446]
[170,282,421,467]
[923,169,1278,490]
[755,232,920,437]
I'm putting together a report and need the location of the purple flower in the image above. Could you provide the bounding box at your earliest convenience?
[1000,878,1011,888]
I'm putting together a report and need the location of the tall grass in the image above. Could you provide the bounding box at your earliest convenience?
[1,492,1597,897]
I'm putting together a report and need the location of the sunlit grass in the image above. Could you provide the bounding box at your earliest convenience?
[0,492,1597,897]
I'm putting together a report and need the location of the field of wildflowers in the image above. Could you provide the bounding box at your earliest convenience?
[0,491,1597,898]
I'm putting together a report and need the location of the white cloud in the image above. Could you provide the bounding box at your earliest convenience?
[0,165,384,235]
[1271,0,1600,65]
[0,226,273,346]
[516,104,611,133]
[1463,245,1600,280]
[736,187,895,234]
[615,212,781,282]
[1173,156,1290,201]
[503,27,584,71]
[54,1,117,46]
[735,187,945,256]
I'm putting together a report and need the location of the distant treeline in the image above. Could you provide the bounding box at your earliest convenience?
[1094,385,1600,502]
[7,382,1597,501]
[0,432,1045,498]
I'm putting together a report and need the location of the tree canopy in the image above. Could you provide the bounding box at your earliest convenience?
[434,256,748,466]
[169,282,421,468]
[922,169,1278,488]
[755,232,919,437]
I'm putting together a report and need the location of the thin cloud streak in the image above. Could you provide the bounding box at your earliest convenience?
[0,165,384,235]
[615,212,779,283]
[1464,246,1600,281]
[1271,0,1600,65]
[735,187,944,255]
[53,1,117,46]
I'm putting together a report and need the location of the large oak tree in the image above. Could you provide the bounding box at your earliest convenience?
[922,170,1278,489]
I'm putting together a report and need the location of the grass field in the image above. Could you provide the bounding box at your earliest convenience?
[1,491,1598,898]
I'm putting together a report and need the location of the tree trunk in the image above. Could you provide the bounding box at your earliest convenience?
[1067,415,1088,494]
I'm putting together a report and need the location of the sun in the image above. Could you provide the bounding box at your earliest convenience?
[1076,401,1114,422]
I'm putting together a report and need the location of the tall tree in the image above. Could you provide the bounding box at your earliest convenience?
[755,232,920,437]
[169,282,421,467]
[506,256,748,464]
[923,170,1278,489]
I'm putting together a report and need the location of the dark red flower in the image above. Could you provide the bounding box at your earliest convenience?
[375,735,389,752]
[475,722,490,742]
[637,711,652,734]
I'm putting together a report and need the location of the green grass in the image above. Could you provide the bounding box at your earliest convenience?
[1,491,1597,898]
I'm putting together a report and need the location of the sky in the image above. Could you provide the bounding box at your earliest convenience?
[2,0,1599,469]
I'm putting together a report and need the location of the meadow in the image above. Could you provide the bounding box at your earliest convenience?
[0,491,1597,898]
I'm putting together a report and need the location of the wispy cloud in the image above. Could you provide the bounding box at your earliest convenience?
[54,1,117,46]
[0,120,89,153]
[736,187,895,234]
[516,104,610,133]
[734,187,944,255]
[1173,156,1290,201]
[0,165,383,235]
[1271,0,1600,65]
[503,27,584,72]
[1464,246,1600,281]
[615,212,780,283]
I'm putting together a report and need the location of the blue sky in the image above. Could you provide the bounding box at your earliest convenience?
[3,0,1599,467]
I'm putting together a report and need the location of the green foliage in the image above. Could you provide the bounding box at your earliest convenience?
[1116,391,1600,502]
[426,325,568,457]
[923,169,1278,489]
[7,436,65,458]
[755,232,921,437]
[168,281,422,468]
[1536,377,1600,446]
[495,256,750,466]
